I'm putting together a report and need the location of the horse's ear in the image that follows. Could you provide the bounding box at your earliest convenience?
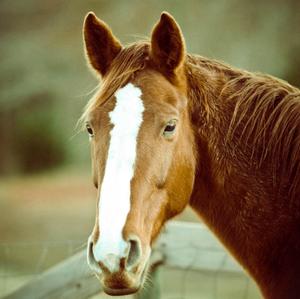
[150,12,186,74]
[83,12,122,76]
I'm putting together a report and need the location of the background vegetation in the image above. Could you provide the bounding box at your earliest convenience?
[0,0,299,175]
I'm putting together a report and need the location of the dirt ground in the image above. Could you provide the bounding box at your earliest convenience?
[0,167,261,298]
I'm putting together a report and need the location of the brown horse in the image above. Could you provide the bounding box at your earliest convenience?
[81,11,300,298]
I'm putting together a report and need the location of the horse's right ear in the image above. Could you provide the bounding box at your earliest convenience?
[150,12,186,76]
[83,12,122,77]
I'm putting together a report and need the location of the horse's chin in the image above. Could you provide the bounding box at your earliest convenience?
[99,260,149,296]
[103,286,140,296]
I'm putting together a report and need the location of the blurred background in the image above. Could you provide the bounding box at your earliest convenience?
[0,0,299,298]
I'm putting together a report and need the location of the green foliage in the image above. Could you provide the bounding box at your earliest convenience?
[13,93,66,173]
[0,0,299,174]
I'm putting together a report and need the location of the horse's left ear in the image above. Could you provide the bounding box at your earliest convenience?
[83,12,122,77]
[150,12,186,75]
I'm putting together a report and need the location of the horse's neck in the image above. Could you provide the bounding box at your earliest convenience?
[186,56,245,250]
[185,56,300,297]
[185,55,245,238]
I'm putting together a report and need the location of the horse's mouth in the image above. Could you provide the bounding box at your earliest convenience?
[101,261,149,296]
[103,285,140,296]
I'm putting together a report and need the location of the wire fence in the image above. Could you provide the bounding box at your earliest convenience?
[0,241,84,298]
[0,240,261,299]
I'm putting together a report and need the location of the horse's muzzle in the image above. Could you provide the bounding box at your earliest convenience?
[87,235,149,295]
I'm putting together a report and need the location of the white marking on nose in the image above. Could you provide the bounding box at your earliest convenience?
[93,83,144,272]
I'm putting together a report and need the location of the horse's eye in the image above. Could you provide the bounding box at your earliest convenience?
[163,119,177,138]
[86,124,94,137]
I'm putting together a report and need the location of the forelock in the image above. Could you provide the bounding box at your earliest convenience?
[79,42,150,129]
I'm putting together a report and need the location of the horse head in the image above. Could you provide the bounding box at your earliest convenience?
[82,12,196,295]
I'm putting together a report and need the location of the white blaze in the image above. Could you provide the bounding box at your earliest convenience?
[93,83,144,270]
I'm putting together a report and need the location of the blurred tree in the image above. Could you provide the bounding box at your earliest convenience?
[13,93,66,173]
[0,93,66,174]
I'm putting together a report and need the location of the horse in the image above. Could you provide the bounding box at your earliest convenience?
[80,11,300,298]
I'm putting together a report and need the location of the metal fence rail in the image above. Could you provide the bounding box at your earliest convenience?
[0,221,259,299]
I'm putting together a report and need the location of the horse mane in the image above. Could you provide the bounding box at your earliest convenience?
[225,74,300,198]
[186,54,300,199]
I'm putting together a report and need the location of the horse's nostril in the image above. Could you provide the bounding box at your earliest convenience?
[126,236,142,270]
[87,239,102,274]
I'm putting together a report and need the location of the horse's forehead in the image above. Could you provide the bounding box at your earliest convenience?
[111,80,178,114]
[131,72,182,108]
[88,73,181,123]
